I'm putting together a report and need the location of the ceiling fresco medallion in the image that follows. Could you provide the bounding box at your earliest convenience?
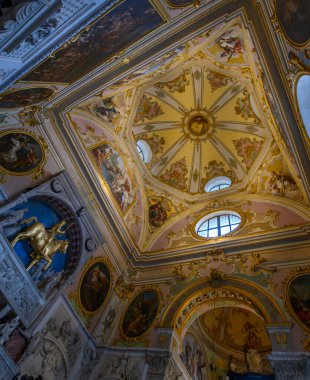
[183,109,215,141]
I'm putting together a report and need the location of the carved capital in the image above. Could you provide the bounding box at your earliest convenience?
[268,352,310,380]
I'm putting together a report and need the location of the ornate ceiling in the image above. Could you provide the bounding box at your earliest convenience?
[66,19,309,257]
[1,0,309,265]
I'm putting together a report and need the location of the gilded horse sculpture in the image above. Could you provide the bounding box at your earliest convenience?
[10,217,69,271]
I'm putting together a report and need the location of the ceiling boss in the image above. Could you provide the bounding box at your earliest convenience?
[182,108,216,141]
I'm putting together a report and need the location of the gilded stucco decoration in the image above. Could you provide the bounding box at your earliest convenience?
[65,18,308,256]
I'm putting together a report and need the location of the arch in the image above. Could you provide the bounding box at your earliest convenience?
[160,277,287,340]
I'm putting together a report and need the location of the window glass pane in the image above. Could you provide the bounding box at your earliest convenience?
[197,221,208,232]
[208,217,218,229]
[219,183,229,189]
[136,144,144,161]
[198,229,208,237]
[220,226,230,235]
[220,214,229,226]
[208,228,218,237]
[230,224,239,232]
[230,215,240,224]
[209,185,220,191]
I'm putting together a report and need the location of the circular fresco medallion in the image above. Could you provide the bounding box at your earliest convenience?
[286,272,310,332]
[0,130,45,176]
[0,87,53,108]
[79,261,110,313]
[188,115,210,136]
[122,290,159,338]
[182,109,215,141]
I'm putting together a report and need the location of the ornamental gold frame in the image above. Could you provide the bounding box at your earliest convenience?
[77,256,114,316]
[0,129,48,179]
[120,286,162,341]
[274,0,310,49]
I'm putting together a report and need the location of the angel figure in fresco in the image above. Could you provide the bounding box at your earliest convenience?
[1,136,23,163]
[95,147,113,166]
[219,31,243,60]
[12,147,37,169]
[111,168,131,211]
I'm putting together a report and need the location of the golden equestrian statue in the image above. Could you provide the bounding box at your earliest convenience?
[10,217,69,272]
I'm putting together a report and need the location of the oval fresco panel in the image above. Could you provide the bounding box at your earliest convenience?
[122,290,159,338]
[91,143,134,212]
[275,0,310,46]
[0,130,45,176]
[0,88,53,108]
[79,261,110,313]
[287,273,310,331]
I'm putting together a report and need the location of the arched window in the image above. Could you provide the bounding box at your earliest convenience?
[204,176,231,192]
[195,211,241,238]
[136,140,152,163]
[297,74,310,138]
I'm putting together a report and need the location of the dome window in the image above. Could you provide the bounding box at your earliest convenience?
[296,74,310,138]
[136,140,152,163]
[204,176,231,192]
[195,211,241,238]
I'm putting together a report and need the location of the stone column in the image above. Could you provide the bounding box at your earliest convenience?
[268,352,310,380]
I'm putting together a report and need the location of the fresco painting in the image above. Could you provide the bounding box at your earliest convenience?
[122,290,159,338]
[159,157,189,190]
[0,88,53,108]
[206,26,246,66]
[288,274,310,331]
[232,137,264,170]
[79,261,110,313]
[275,0,310,46]
[0,131,44,175]
[23,0,164,83]
[181,333,207,380]
[92,143,134,212]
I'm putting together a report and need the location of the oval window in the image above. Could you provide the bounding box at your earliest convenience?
[136,140,152,163]
[296,74,310,138]
[196,211,241,238]
[204,176,231,192]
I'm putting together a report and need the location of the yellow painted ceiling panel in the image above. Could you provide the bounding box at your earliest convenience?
[203,69,234,109]
[157,139,193,191]
[155,71,195,111]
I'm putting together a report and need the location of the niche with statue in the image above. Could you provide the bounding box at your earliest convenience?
[4,196,80,299]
